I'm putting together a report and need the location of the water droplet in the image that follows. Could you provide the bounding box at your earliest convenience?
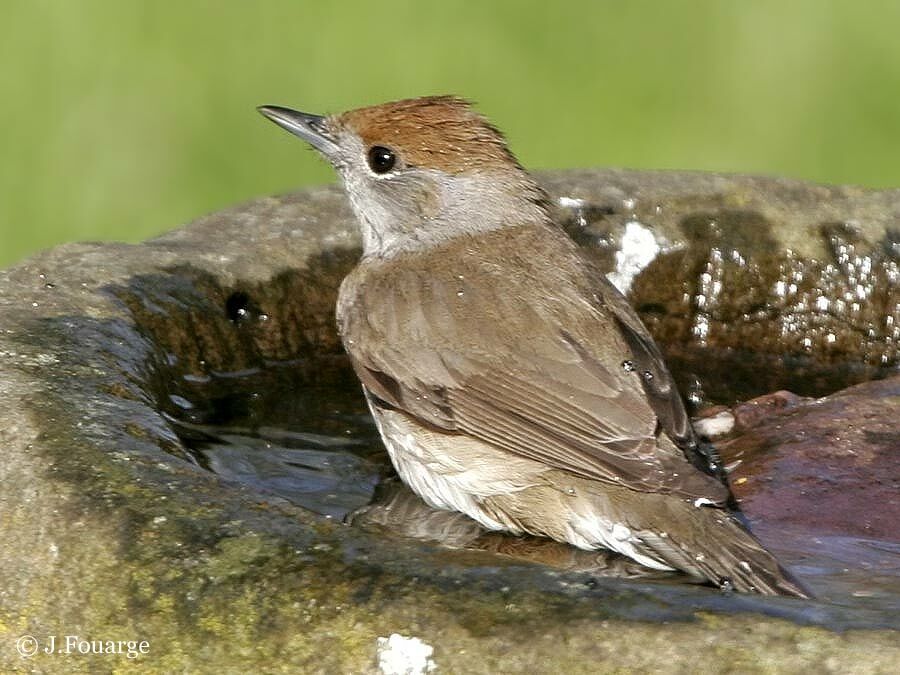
[621,360,635,372]
[226,291,254,324]
[168,394,194,410]
[456,290,464,297]
[642,371,654,382]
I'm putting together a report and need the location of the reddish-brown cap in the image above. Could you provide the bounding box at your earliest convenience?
[333,96,522,175]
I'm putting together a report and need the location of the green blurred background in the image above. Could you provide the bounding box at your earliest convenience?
[2,1,899,268]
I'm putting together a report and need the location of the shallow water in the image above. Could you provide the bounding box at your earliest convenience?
[165,358,390,519]
[162,357,900,628]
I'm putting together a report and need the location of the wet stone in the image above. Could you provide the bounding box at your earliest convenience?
[693,377,900,614]
[717,376,900,543]
[550,172,899,404]
[2,170,900,672]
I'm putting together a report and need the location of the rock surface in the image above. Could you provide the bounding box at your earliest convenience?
[721,377,900,541]
[1,169,899,672]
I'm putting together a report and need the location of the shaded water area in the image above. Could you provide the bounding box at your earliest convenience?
[163,358,389,521]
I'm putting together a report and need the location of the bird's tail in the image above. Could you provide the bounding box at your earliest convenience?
[633,500,810,598]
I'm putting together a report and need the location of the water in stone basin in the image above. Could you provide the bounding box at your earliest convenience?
[160,355,900,627]
[164,357,390,520]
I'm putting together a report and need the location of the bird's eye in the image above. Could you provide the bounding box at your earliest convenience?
[367,145,396,174]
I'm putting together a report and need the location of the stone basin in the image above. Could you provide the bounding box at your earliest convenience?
[1,169,899,673]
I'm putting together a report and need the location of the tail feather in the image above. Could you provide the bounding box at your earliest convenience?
[632,502,810,598]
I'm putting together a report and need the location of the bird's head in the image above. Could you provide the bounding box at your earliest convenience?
[259,96,549,257]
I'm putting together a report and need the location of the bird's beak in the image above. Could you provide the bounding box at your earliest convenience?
[257,105,340,157]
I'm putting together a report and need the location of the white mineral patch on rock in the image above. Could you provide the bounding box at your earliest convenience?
[376,633,436,675]
[607,220,661,294]
[693,411,735,438]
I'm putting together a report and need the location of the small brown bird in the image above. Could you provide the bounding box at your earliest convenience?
[259,96,808,597]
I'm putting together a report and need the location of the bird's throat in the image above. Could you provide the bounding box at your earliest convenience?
[350,171,551,260]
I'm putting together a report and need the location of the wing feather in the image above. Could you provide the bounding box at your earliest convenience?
[338,224,731,504]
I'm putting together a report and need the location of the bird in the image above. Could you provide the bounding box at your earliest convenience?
[258,96,808,597]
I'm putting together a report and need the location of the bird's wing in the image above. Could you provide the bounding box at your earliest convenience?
[340,231,730,504]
